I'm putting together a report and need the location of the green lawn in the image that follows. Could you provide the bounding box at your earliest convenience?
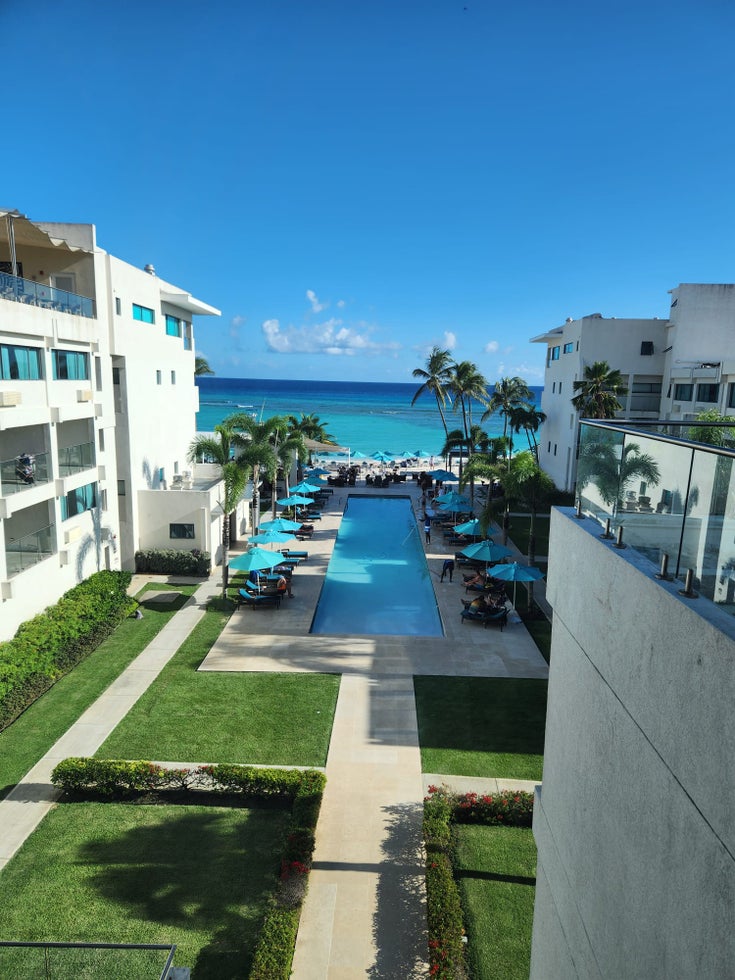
[415,677,547,779]
[506,514,550,557]
[0,585,197,801]
[0,801,289,979]
[454,824,536,979]
[97,601,340,766]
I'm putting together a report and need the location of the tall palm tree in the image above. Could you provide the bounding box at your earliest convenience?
[411,346,454,437]
[448,361,490,441]
[484,377,533,469]
[498,452,555,596]
[286,412,336,445]
[571,361,628,419]
[508,402,547,464]
[187,424,249,597]
[226,414,283,534]
[195,356,214,376]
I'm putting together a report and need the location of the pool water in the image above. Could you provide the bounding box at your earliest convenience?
[310,495,444,637]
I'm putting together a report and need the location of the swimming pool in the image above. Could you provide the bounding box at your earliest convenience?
[310,495,444,637]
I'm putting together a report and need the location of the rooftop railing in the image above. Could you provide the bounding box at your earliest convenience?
[576,419,735,611]
[0,271,95,318]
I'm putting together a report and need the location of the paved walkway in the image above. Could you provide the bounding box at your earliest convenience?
[0,480,548,977]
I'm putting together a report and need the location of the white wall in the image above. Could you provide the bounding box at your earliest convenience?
[530,508,735,978]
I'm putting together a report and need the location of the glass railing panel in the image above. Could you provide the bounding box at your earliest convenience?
[0,271,95,318]
[58,441,95,476]
[0,452,52,494]
[679,449,735,606]
[5,523,56,577]
[576,423,625,524]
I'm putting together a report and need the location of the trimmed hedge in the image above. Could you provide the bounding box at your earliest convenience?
[0,571,136,732]
[423,785,535,978]
[134,548,210,576]
[51,758,326,979]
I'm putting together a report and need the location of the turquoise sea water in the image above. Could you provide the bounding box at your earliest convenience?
[196,377,544,457]
[310,495,443,637]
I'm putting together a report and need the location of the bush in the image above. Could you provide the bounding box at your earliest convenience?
[50,757,326,980]
[0,571,135,731]
[134,548,210,576]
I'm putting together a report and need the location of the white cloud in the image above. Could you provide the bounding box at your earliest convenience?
[443,331,457,350]
[306,289,327,313]
[229,314,246,344]
[262,317,401,356]
[484,340,499,354]
[336,299,346,308]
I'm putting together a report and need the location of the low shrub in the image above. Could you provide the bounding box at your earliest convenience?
[50,757,326,980]
[134,548,210,576]
[0,571,135,731]
[423,785,535,977]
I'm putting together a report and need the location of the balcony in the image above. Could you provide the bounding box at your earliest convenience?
[5,522,56,577]
[58,441,95,477]
[0,451,51,495]
[0,271,95,318]
[576,419,735,612]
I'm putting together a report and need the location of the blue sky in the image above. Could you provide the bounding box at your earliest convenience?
[4,0,735,384]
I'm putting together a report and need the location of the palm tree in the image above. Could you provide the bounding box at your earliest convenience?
[484,377,532,468]
[195,356,214,376]
[577,439,660,513]
[187,424,249,597]
[448,361,490,442]
[286,413,336,445]
[508,402,547,464]
[499,452,555,586]
[571,361,628,419]
[411,346,454,437]
[226,414,282,534]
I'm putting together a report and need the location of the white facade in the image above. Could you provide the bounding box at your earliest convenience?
[530,508,735,978]
[0,211,224,640]
[531,314,668,490]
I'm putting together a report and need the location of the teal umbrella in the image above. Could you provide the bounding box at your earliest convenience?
[292,481,322,494]
[372,451,393,462]
[486,561,545,609]
[427,469,456,482]
[260,517,302,532]
[461,539,513,569]
[453,518,483,536]
[229,547,284,573]
[278,495,313,507]
[249,529,295,547]
[352,451,367,459]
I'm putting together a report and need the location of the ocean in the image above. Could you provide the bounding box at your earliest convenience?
[196,377,544,457]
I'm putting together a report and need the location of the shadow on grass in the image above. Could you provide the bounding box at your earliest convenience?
[78,806,286,979]
[414,677,547,755]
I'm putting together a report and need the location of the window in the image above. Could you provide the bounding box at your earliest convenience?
[696,383,720,404]
[552,381,556,393]
[559,382,563,393]
[729,385,735,409]
[554,443,557,456]
[640,341,654,355]
[183,322,192,350]
[52,349,89,380]
[112,367,121,385]
[60,482,97,520]
[0,343,44,380]
[563,342,574,354]
[156,370,162,385]
[98,430,105,452]
[632,382,662,394]
[674,383,693,401]
[100,488,108,512]
[170,523,195,539]
[115,297,121,315]
[117,480,126,496]
[547,441,551,452]
[551,346,560,361]
[132,303,155,323]
[165,314,181,337]
[171,370,176,385]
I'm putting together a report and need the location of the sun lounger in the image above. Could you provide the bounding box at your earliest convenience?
[238,588,281,609]
[280,549,308,560]
[460,606,508,630]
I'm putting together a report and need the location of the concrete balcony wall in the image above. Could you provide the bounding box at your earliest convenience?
[530,508,735,979]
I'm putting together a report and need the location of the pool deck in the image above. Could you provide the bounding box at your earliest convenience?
[200,481,548,978]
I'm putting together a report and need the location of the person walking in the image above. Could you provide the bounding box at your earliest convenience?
[441,558,454,583]
[424,519,431,544]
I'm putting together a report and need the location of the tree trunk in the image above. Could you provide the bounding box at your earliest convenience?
[527,510,536,609]
[502,506,510,546]
[222,510,230,599]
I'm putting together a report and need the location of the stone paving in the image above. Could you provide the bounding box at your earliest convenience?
[0,479,548,977]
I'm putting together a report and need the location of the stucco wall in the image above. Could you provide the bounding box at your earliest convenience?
[530,508,735,979]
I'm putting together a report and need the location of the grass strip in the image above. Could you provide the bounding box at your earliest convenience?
[96,602,340,767]
[415,676,547,780]
[454,824,536,979]
[0,800,289,979]
[506,515,550,557]
[0,585,197,800]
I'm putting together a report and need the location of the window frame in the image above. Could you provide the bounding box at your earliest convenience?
[132,303,155,324]
[170,523,196,540]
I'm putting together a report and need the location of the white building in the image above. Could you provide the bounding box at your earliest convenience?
[531,314,668,491]
[530,427,735,978]
[0,210,240,640]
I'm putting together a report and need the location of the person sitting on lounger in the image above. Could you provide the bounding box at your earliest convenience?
[276,575,293,598]
[464,570,488,589]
